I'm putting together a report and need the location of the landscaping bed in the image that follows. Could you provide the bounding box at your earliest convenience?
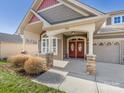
[0,67,64,93]
[0,60,65,93]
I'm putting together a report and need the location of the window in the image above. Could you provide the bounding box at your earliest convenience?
[42,38,49,54]
[113,15,124,24]
[41,36,58,55]
[51,38,58,55]
[114,16,121,24]
[122,16,124,22]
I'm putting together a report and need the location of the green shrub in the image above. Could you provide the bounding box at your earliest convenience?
[7,55,30,72]
[24,57,45,74]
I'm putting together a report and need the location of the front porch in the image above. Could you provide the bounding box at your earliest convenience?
[44,24,95,60]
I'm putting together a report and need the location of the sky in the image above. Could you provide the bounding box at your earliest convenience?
[0,0,124,34]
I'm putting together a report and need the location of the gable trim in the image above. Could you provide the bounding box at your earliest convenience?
[68,0,104,15]
[16,0,41,34]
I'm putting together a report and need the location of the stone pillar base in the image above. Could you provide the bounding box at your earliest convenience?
[86,55,96,75]
[46,53,53,69]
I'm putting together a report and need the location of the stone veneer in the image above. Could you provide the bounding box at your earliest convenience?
[86,55,96,75]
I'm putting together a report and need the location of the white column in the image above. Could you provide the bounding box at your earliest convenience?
[21,35,25,52]
[88,31,93,55]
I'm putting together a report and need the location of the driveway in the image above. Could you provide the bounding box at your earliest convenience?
[33,59,124,93]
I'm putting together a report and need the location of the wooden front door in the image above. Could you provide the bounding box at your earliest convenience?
[69,42,76,58]
[69,40,84,58]
[77,41,84,58]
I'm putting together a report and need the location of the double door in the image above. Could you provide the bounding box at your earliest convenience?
[69,40,84,58]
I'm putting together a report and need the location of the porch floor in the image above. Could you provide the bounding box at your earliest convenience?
[33,59,124,93]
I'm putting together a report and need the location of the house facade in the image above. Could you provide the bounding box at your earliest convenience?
[17,0,124,64]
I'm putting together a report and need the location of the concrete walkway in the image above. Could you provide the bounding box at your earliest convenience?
[33,59,124,93]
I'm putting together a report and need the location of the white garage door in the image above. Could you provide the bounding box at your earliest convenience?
[93,41,120,64]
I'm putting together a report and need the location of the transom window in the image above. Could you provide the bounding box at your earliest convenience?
[113,15,124,24]
[41,34,58,55]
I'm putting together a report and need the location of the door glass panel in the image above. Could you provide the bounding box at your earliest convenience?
[78,43,82,52]
[71,43,74,52]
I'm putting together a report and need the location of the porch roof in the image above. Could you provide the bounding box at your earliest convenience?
[43,15,109,33]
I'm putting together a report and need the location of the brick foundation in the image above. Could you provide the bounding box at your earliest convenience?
[86,55,96,75]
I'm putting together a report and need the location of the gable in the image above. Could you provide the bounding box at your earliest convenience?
[38,5,94,24]
[17,0,104,34]
[29,15,40,23]
[38,0,59,10]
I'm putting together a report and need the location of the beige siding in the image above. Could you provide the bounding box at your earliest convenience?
[25,44,38,55]
[24,31,40,41]
[0,42,22,57]
[24,31,40,55]
[0,42,39,58]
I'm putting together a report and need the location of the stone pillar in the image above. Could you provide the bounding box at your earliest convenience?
[46,53,53,69]
[86,55,96,75]
[86,31,96,75]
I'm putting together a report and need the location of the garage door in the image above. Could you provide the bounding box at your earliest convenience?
[93,41,120,64]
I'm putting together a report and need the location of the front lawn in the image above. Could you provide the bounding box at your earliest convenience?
[0,65,65,93]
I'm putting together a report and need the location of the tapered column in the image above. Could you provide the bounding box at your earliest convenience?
[49,36,52,53]
[88,31,93,55]
[86,31,96,75]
